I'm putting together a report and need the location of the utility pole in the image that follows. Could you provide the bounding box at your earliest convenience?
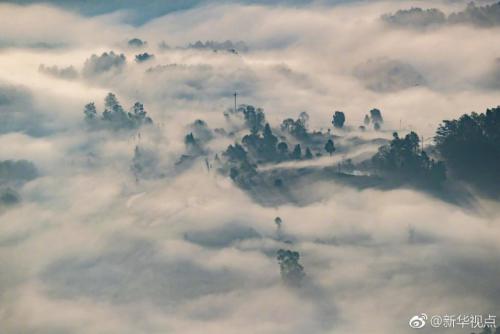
[234,92,237,112]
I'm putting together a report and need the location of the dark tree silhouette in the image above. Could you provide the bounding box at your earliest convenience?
[325,139,335,155]
[224,143,247,162]
[370,108,384,124]
[372,131,446,187]
[274,217,282,229]
[261,123,278,159]
[291,144,302,160]
[280,116,308,140]
[129,102,153,124]
[135,53,154,63]
[240,105,266,134]
[332,111,346,128]
[83,102,97,121]
[277,142,289,156]
[84,93,153,130]
[277,249,305,287]
[304,147,313,159]
[435,107,500,196]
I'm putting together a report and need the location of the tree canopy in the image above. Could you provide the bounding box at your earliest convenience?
[372,131,446,187]
[84,93,152,130]
[435,107,500,196]
[332,111,346,128]
[277,249,306,287]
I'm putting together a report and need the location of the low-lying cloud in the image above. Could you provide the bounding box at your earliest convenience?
[0,1,500,334]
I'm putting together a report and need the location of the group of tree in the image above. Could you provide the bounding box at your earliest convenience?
[435,107,500,197]
[82,52,126,78]
[242,122,334,162]
[135,53,154,63]
[0,160,38,184]
[281,112,310,140]
[83,93,153,130]
[184,132,205,156]
[38,64,78,80]
[363,108,384,131]
[382,2,500,29]
[222,143,257,189]
[276,249,306,287]
[371,131,446,187]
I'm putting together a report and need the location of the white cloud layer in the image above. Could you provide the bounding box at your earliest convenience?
[1,1,500,333]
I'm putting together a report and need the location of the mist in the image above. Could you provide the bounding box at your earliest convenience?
[1,1,500,334]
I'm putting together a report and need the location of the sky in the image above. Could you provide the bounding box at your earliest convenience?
[1,1,500,333]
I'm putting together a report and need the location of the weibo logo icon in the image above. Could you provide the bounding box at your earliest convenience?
[409,313,428,329]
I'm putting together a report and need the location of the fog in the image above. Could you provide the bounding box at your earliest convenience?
[1,1,500,333]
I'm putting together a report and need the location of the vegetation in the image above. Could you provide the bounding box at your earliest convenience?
[372,131,446,187]
[0,160,38,183]
[435,107,500,196]
[277,249,306,287]
[332,111,345,128]
[84,93,153,130]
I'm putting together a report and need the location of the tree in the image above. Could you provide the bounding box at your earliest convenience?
[130,102,153,124]
[325,139,335,155]
[224,143,247,162]
[304,147,313,159]
[274,217,282,229]
[374,122,381,131]
[332,111,346,128]
[261,123,278,158]
[291,144,302,160]
[277,142,289,156]
[298,111,309,128]
[241,105,266,134]
[280,116,308,140]
[185,133,196,146]
[135,53,154,63]
[83,102,97,121]
[83,93,153,130]
[364,114,371,125]
[277,249,305,287]
[185,132,203,155]
[370,108,384,124]
[102,92,127,124]
[105,93,121,112]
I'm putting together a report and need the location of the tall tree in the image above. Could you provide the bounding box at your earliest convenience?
[304,147,313,159]
[291,144,302,160]
[325,139,335,155]
[83,102,97,121]
[261,123,278,158]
